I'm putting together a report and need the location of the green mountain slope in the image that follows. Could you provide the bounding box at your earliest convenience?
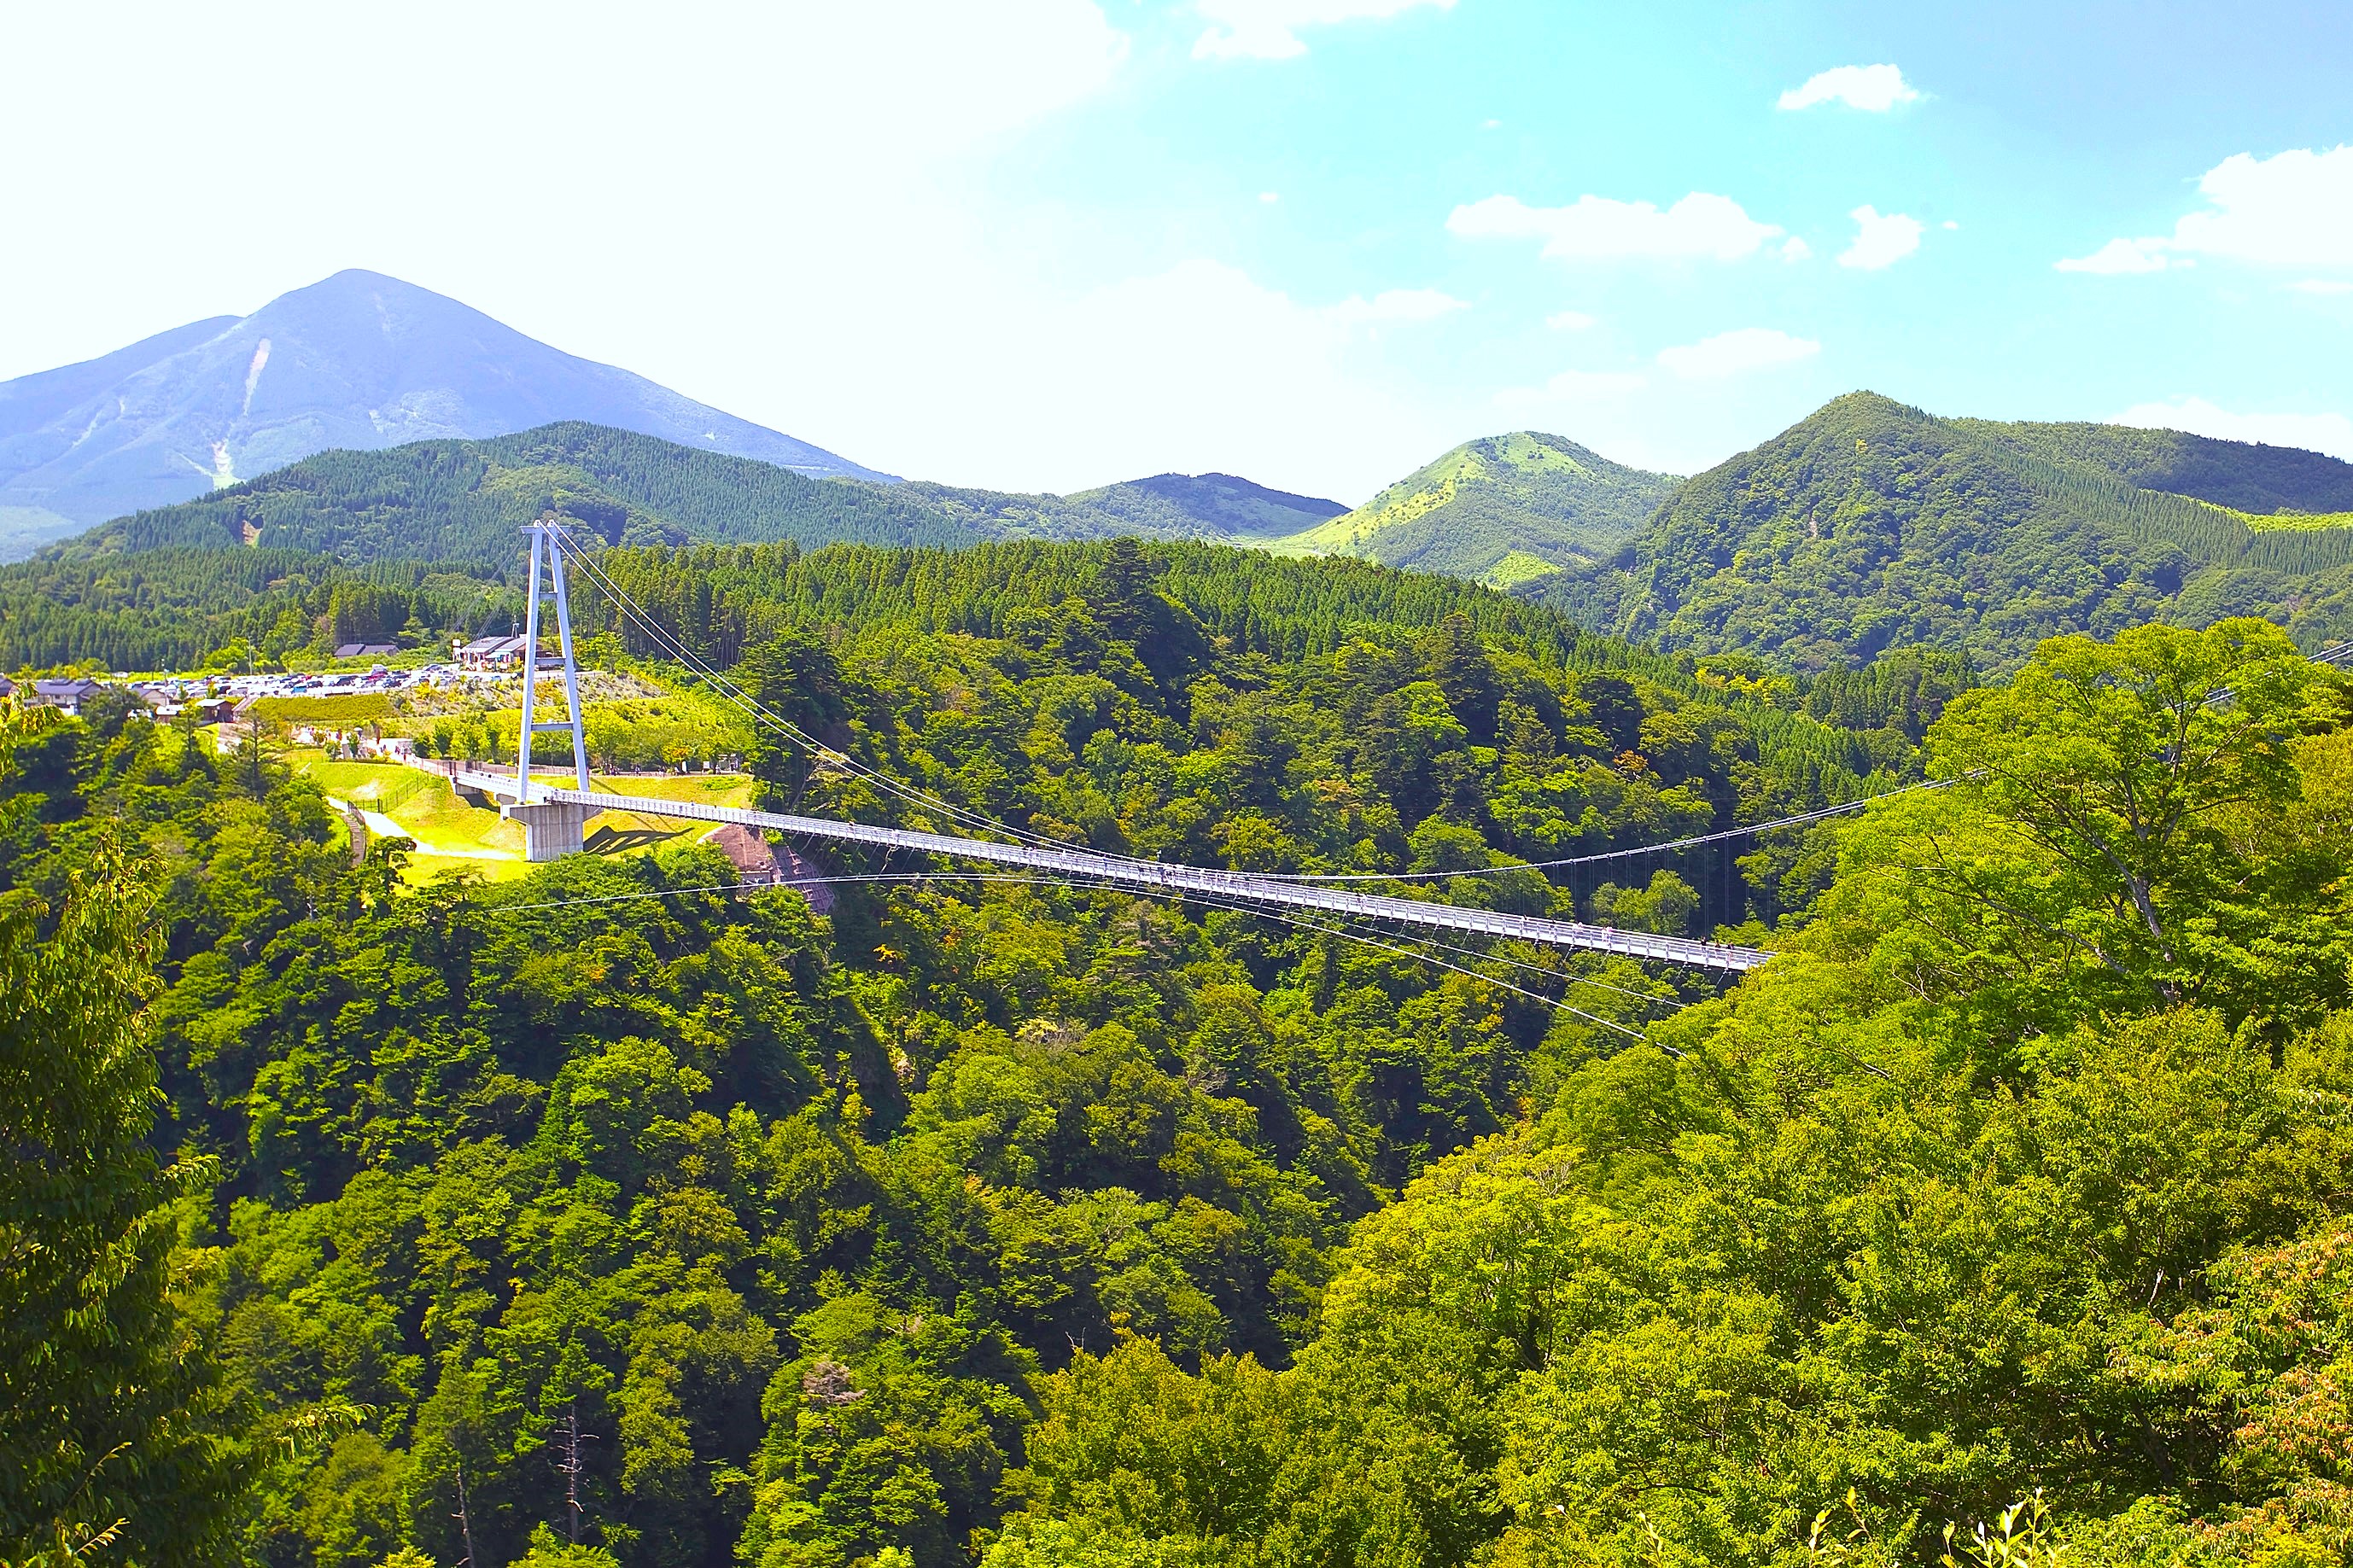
[1961,418,2353,516]
[67,422,972,571]
[50,423,1351,574]
[1068,471,1346,538]
[1270,431,1679,588]
[1533,392,2353,672]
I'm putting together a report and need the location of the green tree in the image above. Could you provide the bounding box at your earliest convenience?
[1090,537,1155,638]
[1824,617,2353,1036]
[0,854,245,1565]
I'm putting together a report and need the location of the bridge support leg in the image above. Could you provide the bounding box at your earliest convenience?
[506,801,598,861]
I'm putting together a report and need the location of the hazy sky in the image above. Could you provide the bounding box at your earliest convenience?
[3,0,2350,499]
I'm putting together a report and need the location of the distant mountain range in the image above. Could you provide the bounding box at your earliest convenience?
[1263,430,1678,588]
[23,294,2353,679]
[1531,392,2353,671]
[54,422,1351,572]
[0,269,890,557]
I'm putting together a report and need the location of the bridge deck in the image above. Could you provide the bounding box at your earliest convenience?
[453,772,1772,973]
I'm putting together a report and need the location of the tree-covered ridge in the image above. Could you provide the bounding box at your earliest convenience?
[1270,430,1679,588]
[1534,391,2353,672]
[1063,472,1346,539]
[0,545,519,672]
[55,423,981,572]
[1965,416,2353,515]
[42,425,1350,584]
[0,560,1809,1566]
[15,615,2353,1566]
[984,619,2353,1567]
[581,537,1913,860]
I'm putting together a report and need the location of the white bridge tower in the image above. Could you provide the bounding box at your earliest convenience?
[505,514,597,860]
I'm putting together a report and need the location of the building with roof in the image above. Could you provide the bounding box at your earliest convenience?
[29,677,105,715]
[335,642,400,660]
[456,634,528,670]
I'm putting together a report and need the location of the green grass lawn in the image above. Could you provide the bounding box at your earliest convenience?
[581,772,754,808]
[301,759,436,812]
[289,755,756,883]
[576,772,754,858]
[290,755,522,866]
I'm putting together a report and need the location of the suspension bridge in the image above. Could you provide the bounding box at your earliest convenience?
[467,518,1776,976]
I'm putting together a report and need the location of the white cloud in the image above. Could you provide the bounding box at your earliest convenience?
[2059,146,2353,277]
[1781,236,1813,262]
[1322,287,1468,326]
[1545,310,1597,330]
[1942,219,1961,230]
[2056,236,2177,275]
[2295,278,2353,295]
[2170,146,2353,266]
[1777,63,1918,112]
[1192,0,1454,60]
[1258,190,1281,203]
[1494,369,1648,409]
[2113,397,2353,463]
[1448,191,1784,262]
[1838,205,1924,270]
[1657,328,1820,380]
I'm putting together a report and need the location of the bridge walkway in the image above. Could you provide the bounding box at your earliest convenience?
[452,770,1772,973]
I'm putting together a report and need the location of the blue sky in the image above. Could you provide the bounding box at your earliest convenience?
[3,0,2349,498]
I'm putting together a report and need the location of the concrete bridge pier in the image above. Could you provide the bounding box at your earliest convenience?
[505,800,600,861]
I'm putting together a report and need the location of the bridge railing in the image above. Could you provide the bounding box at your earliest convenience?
[451,771,1772,973]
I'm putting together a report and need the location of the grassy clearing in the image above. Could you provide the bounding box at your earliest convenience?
[582,772,754,809]
[575,772,754,858]
[1481,549,1567,589]
[301,760,435,812]
[289,755,523,865]
[2241,508,2353,533]
[289,754,755,883]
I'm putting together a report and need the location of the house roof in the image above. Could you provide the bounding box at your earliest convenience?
[33,677,103,698]
[335,643,399,658]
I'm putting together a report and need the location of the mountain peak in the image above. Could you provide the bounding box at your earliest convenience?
[1267,428,1678,587]
[0,270,892,557]
[1533,397,2353,673]
[1067,471,1347,539]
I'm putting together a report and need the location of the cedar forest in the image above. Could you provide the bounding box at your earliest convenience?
[12,533,2353,1568]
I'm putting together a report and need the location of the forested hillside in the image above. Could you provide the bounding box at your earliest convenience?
[1964,417,2353,515]
[41,424,1347,579]
[46,400,2353,685]
[54,424,982,570]
[1272,431,1678,588]
[1533,393,2353,671]
[1060,472,1345,539]
[14,526,2353,1566]
[0,545,518,672]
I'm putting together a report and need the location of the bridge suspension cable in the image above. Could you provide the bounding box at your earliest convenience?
[552,526,1988,892]
[555,529,1081,855]
[489,524,1888,972]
